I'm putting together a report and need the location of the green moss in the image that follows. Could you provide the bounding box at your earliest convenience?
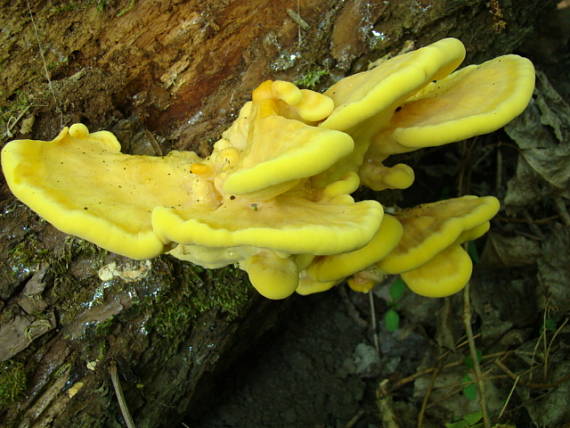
[8,234,48,277]
[0,360,27,409]
[48,2,82,14]
[147,263,251,343]
[193,266,252,318]
[94,316,115,336]
[116,0,136,17]
[294,69,329,89]
[149,301,194,341]
[48,0,113,15]
[95,0,112,12]
[45,238,109,327]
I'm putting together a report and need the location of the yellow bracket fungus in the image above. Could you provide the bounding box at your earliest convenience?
[377,196,500,274]
[1,38,535,299]
[307,215,403,282]
[401,245,473,298]
[1,123,201,259]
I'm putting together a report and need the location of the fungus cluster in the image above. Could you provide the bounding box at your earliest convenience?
[1,38,535,299]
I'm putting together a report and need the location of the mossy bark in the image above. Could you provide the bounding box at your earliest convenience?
[0,0,552,426]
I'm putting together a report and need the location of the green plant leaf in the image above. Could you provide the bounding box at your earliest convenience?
[389,278,406,303]
[463,411,482,424]
[462,374,478,401]
[445,411,483,428]
[384,308,400,332]
[543,318,557,331]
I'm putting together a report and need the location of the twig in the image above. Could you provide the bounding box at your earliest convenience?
[377,380,400,428]
[542,308,549,380]
[417,366,440,428]
[495,145,502,194]
[389,349,502,392]
[287,0,308,48]
[369,291,380,354]
[144,129,163,156]
[498,375,519,420]
[523,210,545,239]
[5,105,31,138]
[345,409,365,428]
[554,197,570,226]
[287,4,310,30]
[463,282,491,428]
[543,317,568,380]
[531,306,551,381]
[494,359,570,389]
[109,361,136,428]
[517,231,544,241]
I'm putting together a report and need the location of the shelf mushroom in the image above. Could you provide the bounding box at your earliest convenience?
[1,38,536,300]
[376,196,501,297]
[296,214,402,295]
[315,37,466,189]
[361,53,535,190]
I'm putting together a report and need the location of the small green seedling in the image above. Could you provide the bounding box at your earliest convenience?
[462,374,478,401]
[383,278,406,332]
[294,69,329,89]
[543,318,557,332]
[445,411,483,428]
[462,349,482,400]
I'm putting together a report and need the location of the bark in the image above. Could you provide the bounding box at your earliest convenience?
[0,0,553,426]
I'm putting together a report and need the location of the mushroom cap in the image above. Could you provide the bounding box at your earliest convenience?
[320,38,466,132]
[219,81,353,196]
[2,122,383,264]
[321,171,361,198]
[307,214,402,281]
[152,193,384,255]
[314,38,465,189]
[295,273,338,296]
[240,251,299,299]
[385,54,536,149]
[378,196,499,274]
[401,244,472,297]
[347,270,384,293]
[359,162,415,191]
[222,113,354,195]
[251,80,335,123]
[1,124,204,259]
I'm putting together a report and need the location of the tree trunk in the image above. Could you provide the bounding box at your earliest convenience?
[0,0,552,426]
